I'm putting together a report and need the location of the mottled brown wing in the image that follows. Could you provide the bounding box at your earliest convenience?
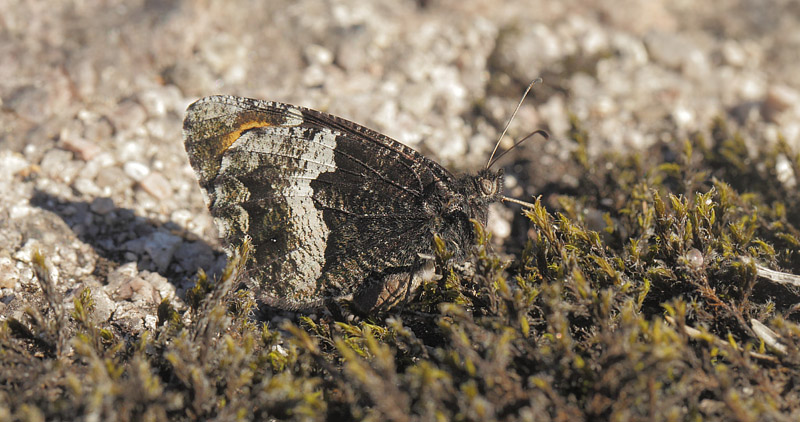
[183,95,456,306]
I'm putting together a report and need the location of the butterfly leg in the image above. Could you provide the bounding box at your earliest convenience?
[351,257,436,314]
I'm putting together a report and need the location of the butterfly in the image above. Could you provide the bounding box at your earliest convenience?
[183,94,541,314]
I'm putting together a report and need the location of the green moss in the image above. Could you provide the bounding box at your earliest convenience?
[4,117,800,420]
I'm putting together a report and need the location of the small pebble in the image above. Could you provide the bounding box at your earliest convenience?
[764,85,799,120]
[123,161,150,181]
[95,166,132,193]
[139,172,172,199]
[304,44,334,66]
[686,248,704,268]
[90,197,115,215]
[775,154,797,189]
[0,256,19,289]
[59,132,101,161]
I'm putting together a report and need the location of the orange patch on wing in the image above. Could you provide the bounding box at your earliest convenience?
[221,120,274,151]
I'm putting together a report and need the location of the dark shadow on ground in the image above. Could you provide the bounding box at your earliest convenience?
[30,190,222,288]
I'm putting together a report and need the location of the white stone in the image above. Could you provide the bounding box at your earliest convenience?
[304,44,334,66]
[0,151,28,182]
[123,161,150,181]
[775,154,797,189]
[10,204,31,220]
[0,256,19,289]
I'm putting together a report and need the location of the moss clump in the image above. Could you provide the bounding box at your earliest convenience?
[3,118,800,421]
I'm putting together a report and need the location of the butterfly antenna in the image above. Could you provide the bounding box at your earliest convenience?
[486,78,542,169]
[488,129,549,169]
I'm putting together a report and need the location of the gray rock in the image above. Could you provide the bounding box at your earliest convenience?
[106,262,139,297]
[123,231,182,274]
[105,262,159,305]
[173,241,216,274]
[91,287,116,322]
[89,197,115,215]
[142,270,174,302]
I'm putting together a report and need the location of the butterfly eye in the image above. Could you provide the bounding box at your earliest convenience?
[480,178,496,196]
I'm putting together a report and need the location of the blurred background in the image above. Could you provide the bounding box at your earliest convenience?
[4,0,800,199]
[2,0,800,312]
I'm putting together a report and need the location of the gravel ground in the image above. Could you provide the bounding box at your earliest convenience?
[1,0,799,329]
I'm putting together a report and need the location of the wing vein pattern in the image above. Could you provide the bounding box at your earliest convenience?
[183,95,455,306]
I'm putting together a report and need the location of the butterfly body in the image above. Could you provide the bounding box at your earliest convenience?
[184,95,503,313]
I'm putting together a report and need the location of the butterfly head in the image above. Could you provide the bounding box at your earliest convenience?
[457,168,504,221]
[475,168,504,200]
[433,168,504,253]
